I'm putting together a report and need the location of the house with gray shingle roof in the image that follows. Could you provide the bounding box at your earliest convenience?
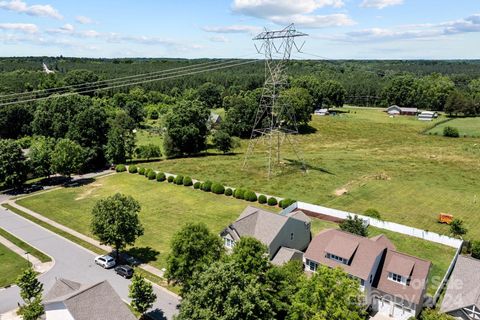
[440,255,480,319]
[43,278,136,320]
[220,206,311,264]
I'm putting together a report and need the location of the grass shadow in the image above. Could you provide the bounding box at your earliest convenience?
[64,178,95,188]
[284,158,335,175]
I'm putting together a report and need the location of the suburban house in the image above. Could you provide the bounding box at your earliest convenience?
[304,229,431,320]
[386,105,418,116]
[208,112,222,128]
[220,206,311,265]
[440,255,480,319]
[417,111,439,121]
[43,278,136,320]
[314,108,329,116]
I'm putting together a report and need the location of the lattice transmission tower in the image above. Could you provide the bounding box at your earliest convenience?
[243,24,308,178]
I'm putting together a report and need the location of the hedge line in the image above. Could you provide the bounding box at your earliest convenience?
[121,166,294,209]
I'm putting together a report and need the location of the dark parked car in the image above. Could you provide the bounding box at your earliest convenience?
[114,265,134,278]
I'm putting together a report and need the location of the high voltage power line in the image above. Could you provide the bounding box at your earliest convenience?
[0,58,260,106]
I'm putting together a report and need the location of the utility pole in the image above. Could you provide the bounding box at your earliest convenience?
[243,24,308,178]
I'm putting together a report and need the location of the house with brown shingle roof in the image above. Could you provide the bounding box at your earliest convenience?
[304,229,431,320]
[440,255,480,319]
[220,206,311,264]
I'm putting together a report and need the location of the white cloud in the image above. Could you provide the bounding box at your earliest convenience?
[0,0,62,19]
[231,0,352,28]
[330,13,480,42]
[202,24,261,34]
[208,35,230,43]
[0,22,38,33]
[360,0,403,9]
[75,15,94,25]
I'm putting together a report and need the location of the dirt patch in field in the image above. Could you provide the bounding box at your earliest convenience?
[75,183,102,200]
[333,172,391,196]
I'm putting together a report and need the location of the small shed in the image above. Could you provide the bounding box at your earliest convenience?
[314,108,329,116]
[418,111,438,121]
[208,113,222,129]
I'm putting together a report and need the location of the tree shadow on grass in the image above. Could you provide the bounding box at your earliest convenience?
[284,158,335,175]
[298,124,317,134]
[64,178,95,188]
[124,246,160,265]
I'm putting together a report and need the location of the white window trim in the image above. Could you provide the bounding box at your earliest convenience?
[224,237,235,248]
[388,272,407,285]
[307,259,318,272]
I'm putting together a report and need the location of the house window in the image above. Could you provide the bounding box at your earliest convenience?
[370,274,373,284]
[307,259,318,272]
[224,237,235,248]
[360,279,365,287]
[388,272,403,284]
[326,253,348,265]
[290,232,294,240]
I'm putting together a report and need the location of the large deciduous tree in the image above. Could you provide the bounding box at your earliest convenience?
[106,111,136,164]
[320,80,346,108]
[0,104,33,139]
[197,82,223,109]
[0,139,28,188]
[165,223,223,292]
[223,89,262,138]
[289,266,366,320]
[280,87,314,126]
[90,193,144,257]
[291,76,322,108]
[163,99,210,157]
[383,74,419,109]
[29,136,56,178]
[51,138,85,177]
[339,215,368,237]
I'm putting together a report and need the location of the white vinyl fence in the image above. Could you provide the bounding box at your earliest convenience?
[282,201,463,249]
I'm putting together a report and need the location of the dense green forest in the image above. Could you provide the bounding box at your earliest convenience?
[0,57,479,189]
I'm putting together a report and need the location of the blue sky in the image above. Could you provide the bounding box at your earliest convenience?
[0,0,479,59]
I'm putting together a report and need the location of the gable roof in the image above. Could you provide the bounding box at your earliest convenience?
[374,250,431,305]
[271,247,303,266]
[386,105,418,113]
[226,206,290,247]
[304,229,387,280]
[285,210,311,224]
[371,234,396,251]
[440,255,480,313]
[44,278,136,320]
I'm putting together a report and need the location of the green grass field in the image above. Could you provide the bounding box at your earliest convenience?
[0,242,29,287]
[139,108,480,241]
[428,117,480,137]
[17,173,272,269]
[0,228,51,263]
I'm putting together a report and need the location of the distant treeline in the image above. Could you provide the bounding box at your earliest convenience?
[1,57,480,108]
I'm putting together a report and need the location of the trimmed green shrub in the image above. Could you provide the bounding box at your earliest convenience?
[138,167,146,175]
[147,170,156,180]
[443,126,459,138]
[145,168,153,177]
[258,195,267,204]
[115,164,126,172]
[280,198,296,209]
[156,172,166,182]
[183,176,193,186]
[267,197,278,206]
[364,208,381,220]
[201,180,212,192]
[225,188,233,196]
[167,175,174,183]
[234,188,245,199]
[193,181,201,189]
[211,183,225,194]
[174,175,184,185]
[128,166,138,174]
[471,240,480,259]
[244,190,257,202]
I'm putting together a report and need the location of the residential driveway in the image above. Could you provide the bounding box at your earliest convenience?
[0,206,179,320]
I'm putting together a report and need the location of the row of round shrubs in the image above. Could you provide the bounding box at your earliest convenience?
[118,165,296,208]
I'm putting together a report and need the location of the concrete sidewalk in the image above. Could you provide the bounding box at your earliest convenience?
[0,234,53,274]
[5,200,166,279]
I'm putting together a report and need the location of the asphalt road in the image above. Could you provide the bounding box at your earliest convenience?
[0,205,179,319]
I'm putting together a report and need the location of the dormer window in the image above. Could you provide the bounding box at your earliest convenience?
[326,253,348,265]
[388,272,407,285]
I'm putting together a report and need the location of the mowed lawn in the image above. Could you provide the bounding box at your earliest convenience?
[428,117,480,137]
[310,219,455,296]
[0,242,29,287]
[141,108,480,240]
[17,173,272,269]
